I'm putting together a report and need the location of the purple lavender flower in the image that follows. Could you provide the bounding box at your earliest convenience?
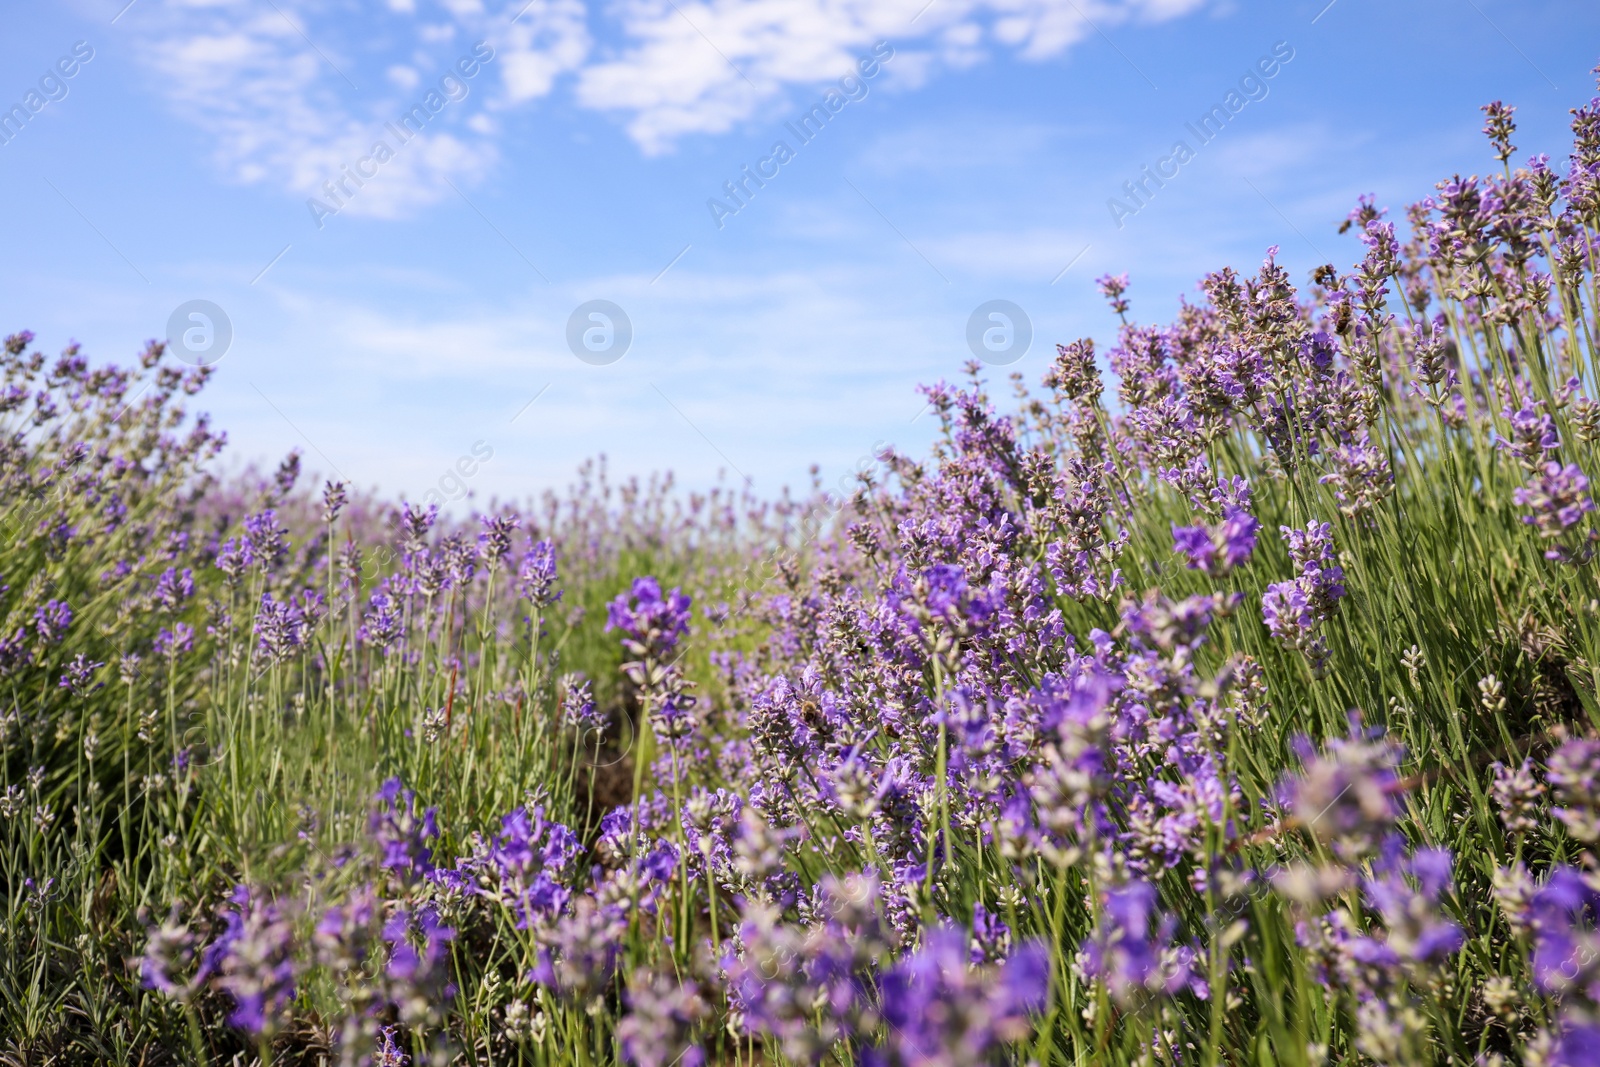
[1500,398,1561,467]
[488,805,579,927]
[1284,721,1402,862]
[1121,590,1239,653]
[479,513,521,570]
[0,628,31,675]
[1281,521,1345,613]
[518,538,561,607]
[1096,272,1131,318]
[1261,581,1315,640]
[32,599,72,643]
[1491,757,1546,835]
[151,566,194,612]
[559,674,603,733]
[1077,881,1196,1005]
[312,885,378,975]
[1361,847,1464,965]
[138,909,200,1003]
[1514,461,1595,561]
[607,576,692,658]
[1481,99,1518,161]
[1172,506,1258,576]
[877,925,1048,1065]
[1544,1013,1600,1067]
[272,450,301,499]
[154,622,194,659]
[376,1025,409,1067]
[58,654,104,697]
[360,592,402,652]
[214,537,252,584]
[1262,521,1345,672]
[1528,867,1600,1000]
[206,886,297,1035]
[396,501,438,556]
[609,577,698,749]
[532,895,628,1002]
[723,874,891,1061]
[371,778,439,885]
[242,509,288,571]
[1319,436,1393,517]
[383,905,457,1026]
[441,532,476,586]
[1171,523,1216,573]
[969,904,1012,965]
[255,592,308,663]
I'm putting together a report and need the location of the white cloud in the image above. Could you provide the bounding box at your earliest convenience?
[387,64,421,88]
[577,0,1207,153]
[126,0,589,218]
[126,0,1204,208]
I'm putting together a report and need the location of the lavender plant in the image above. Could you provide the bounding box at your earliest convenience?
[5,72,1600,1067]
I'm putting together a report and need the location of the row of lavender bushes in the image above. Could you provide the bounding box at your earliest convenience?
[6,77,1600,1067]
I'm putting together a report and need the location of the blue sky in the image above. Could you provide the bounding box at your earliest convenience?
[2,0,1596,509]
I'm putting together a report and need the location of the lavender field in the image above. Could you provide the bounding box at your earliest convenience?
[6,80,1600,1067]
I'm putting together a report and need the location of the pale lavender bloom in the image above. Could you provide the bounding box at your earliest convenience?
[1284,721,1401,863]
[215,538,252,584]
[255,592,308,663]
[1491,758,1546,835]
[396,502,438,556]
[618,969,708,1067]
[1514,461,1595,561]
[1499,398,1561,466]
[138,909,199,1003]
[1096,272,1131,317]
[1281,521,1345,614]
[322,479,348,523]
[1550,740,1600,843]
[532,895,628,1002]
[154,623,194,659]
[559,674,603,733]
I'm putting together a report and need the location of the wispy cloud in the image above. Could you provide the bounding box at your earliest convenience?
[120,0,1205,210]
[124,0,588,217]
[577,0,1206,153]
